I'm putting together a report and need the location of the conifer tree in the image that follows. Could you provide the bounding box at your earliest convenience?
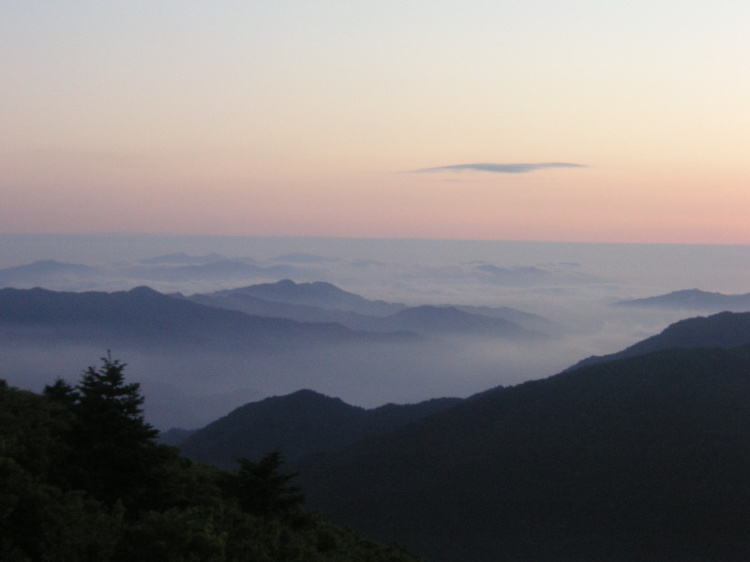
[74,352,158,446]
[65,353,160,508]
[231,450,305,518]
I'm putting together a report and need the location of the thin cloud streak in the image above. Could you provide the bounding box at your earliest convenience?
[411,162,588,174]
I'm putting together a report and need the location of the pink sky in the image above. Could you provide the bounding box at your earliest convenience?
[2,2,749,244]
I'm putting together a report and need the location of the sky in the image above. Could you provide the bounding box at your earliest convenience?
[2,1,749,244]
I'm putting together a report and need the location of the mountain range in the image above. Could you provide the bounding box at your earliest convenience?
[6,264,750,559]
[0,260,99,287]
[0,257,314,291]
[0,286,383,352]
[168,311,750,561]
[0,282,552,352]
[190,279,404,315]
[0,282,565,430]
[185,279,554,338]
[299,341,750,561]
[0,250,616,307]
[615,288,750,312]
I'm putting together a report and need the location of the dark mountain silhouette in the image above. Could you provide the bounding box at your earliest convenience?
[616,288,750,312]
[0,259,98,287]
[298,343,750,562]
[178,389,462,468]
[569,311,750,370]
[0,286,399,352]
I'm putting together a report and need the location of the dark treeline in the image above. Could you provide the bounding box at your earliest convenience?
[0,355,421,562]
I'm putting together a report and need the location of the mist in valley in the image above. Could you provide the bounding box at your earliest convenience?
[2,234,749,430]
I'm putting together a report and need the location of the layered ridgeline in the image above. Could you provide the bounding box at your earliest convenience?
[0,286,390,352]
[0,285,405,430]
[0,283,555,429]
[0,257,309,289]
[185,279,555,337]
[293,312,750,561]
[160,311,750,561]
[7,280,750,560]
[0,282,551,350]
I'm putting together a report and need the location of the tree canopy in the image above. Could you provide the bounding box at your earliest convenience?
[1,356,422,562]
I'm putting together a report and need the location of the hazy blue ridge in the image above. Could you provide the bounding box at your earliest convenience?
[615,288,750,312]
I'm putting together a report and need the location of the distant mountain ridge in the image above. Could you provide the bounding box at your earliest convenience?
[0,286,397,352]
[616,288,750,312]
[0,283,549,429]
[0,257,314,291]
[203,279,405,316]
[0,260,99,287]
[188,279,553,338]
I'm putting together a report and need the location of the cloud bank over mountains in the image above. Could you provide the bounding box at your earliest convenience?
[411,162,588,174]
[4,235,750,429]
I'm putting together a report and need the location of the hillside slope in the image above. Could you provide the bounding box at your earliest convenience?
[570,311,750,370]
[179,389,462,468]
[299,343,750,561]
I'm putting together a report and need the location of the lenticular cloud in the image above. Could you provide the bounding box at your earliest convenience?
[412,162,587,174]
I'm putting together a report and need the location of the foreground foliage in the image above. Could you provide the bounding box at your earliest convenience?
[0,356,420,562]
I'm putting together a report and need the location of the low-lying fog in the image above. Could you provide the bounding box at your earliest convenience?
[1,234,749,429]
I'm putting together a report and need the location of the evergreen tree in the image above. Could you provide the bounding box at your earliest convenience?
[2,360,423,562]
[66,353,160,509]
[230,450,305,518]
[74,352,158,445]
[42,377,78,409]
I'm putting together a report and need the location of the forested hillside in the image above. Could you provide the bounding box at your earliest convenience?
[0,356,421,562]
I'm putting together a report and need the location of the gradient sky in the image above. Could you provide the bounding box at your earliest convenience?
[2,2,748,243]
